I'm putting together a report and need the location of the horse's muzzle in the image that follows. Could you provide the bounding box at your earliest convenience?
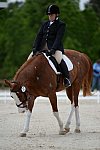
[18,107,26,113]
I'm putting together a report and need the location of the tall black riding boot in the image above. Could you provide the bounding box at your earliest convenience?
[59,59,71,88]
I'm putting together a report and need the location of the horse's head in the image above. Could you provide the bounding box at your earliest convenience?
[5,79,28,113]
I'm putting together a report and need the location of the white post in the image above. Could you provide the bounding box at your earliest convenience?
[4,89,7,104]
[97,90,100,104]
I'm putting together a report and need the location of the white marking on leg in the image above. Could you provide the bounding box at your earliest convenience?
[21,110,32,134]
[53,112,63,131]
[75,106,80,130]
[65,104,75,129]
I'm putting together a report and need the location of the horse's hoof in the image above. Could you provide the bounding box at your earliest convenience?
[74,129,81,133]
[64,128,70,133]
[59,130,67,135]
[20,133,26,137]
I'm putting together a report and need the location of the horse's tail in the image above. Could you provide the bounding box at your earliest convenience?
[82,55,93,96]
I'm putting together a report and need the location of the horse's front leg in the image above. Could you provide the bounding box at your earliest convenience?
[20,110,32,137]
[49,93,66,135]
[20,98,35,137]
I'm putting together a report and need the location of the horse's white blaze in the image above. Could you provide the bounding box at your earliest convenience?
[10,92,26,113]
[11,92,20,104]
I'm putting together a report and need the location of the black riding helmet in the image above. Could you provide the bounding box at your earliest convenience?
[46,4,60,15]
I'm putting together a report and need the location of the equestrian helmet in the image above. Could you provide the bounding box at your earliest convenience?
[46,4,60,15]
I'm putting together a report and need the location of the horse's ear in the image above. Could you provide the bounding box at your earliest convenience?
[5,79,12,88]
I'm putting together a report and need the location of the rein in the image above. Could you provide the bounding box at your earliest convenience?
[16,101,27,108]
[34,49,50,57]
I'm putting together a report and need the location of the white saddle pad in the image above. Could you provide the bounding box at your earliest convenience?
[43,53,73,74]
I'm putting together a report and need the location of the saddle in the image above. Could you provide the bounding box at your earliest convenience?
[43,52,73,74]
[34,50,73,88]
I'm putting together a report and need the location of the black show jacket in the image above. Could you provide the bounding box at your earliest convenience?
[33,18,66,54]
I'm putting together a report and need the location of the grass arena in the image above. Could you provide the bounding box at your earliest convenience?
[0,90,100,150]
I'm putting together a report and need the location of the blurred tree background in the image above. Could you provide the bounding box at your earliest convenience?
[0,0,100,79]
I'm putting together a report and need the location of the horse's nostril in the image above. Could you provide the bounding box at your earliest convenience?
[22,110,25,113]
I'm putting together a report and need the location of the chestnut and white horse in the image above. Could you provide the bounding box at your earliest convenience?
[5,50,92,137]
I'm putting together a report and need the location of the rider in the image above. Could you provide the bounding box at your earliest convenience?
[32,4,71,88]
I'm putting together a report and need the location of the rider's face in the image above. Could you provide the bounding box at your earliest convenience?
[48,14,57,21]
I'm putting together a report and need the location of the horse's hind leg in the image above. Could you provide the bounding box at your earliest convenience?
[65,85,81,133]
[65,103,75,133]
[64,87,75,133]
[48,93,66,135]
[74,105,80,133]
[73,85,81,133]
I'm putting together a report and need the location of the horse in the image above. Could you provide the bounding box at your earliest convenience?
[5,49,93,137]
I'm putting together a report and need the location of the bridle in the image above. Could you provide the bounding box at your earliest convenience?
[15,91,28,108]
[10,81,28,109]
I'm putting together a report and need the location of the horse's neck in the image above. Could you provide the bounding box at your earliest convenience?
[14,54,46,82]
[33,54,47,69]
[14,57,35,81]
